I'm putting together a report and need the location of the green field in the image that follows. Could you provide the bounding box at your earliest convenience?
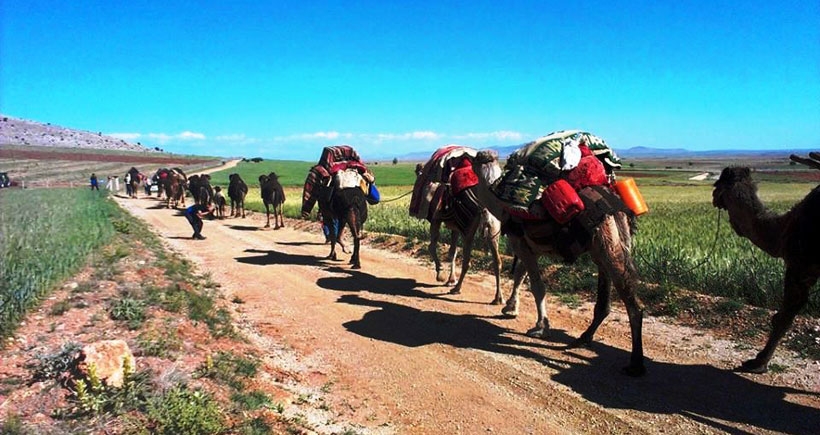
[0,188,123,337]
[207,159,419,188]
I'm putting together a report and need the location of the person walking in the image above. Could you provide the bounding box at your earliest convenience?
[90,173,99,190]
[184,203,213,240]
[124,172,132,197]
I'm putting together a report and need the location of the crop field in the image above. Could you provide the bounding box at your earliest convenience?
[0,188,122,337]
[209,161,820,315]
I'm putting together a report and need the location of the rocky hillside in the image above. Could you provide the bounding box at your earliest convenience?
[0,115,152,152]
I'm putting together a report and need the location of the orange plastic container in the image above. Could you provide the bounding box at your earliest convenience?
[614,177,649,216]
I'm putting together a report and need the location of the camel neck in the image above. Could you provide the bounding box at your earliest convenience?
[725,197,786,258]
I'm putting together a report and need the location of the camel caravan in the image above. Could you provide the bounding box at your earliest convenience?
[130,133,818,376]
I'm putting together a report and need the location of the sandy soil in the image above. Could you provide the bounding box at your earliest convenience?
[109,183,820,435]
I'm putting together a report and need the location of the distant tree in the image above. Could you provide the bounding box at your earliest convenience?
[789,161,797,166]
[629,162,635,168]
[688,162,693,166]
[250,157,264,163]
[392,158,398,165]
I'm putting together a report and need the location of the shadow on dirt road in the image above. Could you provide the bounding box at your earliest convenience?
[340,293,820,435]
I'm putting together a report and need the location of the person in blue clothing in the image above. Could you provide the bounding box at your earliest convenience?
[90,173,99,190]
[184,203,213,240]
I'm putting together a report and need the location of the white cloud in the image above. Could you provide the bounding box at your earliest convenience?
[144,131,206,144]
[178,131,205,140]
[147,133,172,143]
[108,132,141,140]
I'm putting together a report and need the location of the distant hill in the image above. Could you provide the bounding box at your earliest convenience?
[0,115,152,153]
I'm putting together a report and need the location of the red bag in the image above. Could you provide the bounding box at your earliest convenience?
[541,179,585,224]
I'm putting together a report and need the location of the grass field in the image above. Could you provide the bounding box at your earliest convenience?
[0,188,122,337]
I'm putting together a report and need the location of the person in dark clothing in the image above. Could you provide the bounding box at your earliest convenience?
[185,203,213,240]
[90,173,99,190]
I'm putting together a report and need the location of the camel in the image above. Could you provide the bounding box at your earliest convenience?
[156,168,186,208]
[302,166,366,268]
[228,173,248,218]
[412,153,504,304]
[712,156,820,373]
[326,184,368,269]
[125,167,140,198]
[259,172,286,229]
[471,150,646,376]
[188,174,214,206]
[213,186,227,219]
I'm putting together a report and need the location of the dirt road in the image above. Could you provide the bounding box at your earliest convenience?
[114,191,820,434]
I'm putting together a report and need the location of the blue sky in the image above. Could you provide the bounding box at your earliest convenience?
[2,1,818,161]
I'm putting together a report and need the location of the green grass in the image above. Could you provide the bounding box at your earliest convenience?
[0,188,122,340]
[208,159,419,188]
[633,182,819,313]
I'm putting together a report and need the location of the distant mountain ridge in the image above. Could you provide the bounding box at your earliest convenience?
[0,115,152,153]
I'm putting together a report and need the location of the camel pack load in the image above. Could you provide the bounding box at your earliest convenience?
[409,145,480,221]
[301,145,379,218]
[493,130,647,223]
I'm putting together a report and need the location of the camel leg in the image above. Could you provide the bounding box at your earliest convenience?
[487,217,504,305]
[502,256,526,317]
[570,269,611,347]
[739,266,814,373]
[446,231,460,288]
[591,215,645,376]
[429,220,447,282]
[451,230,472,294]
[347,210,362,269]
[264,204,271,228]
[510,237,549,337]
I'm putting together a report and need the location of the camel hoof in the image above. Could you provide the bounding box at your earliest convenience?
[622,364,646,377]
[435,274,447,283]
[526,327,548,339]
[448,288,462,295]
[491,297,505,306]
[567,337,592,349]
[264,224,270,228]
[351,264,361,270]
[500,310,518,319]
[734,359,768,374]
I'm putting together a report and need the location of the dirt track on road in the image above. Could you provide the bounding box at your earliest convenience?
[114,190,820,434]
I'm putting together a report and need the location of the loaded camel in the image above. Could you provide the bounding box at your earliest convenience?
[711,153,820,373]
[412,151,505,305]
[259,172,286,229]
[302,166,366,268]
[471,150,646,376]
[156,168,186,208]
[228,173,248,218]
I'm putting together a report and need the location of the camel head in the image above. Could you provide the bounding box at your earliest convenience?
[712,166,755,210]
[472,150,502,186]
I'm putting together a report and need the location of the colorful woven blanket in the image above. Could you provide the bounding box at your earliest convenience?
[493,130,620,220]
[409,145,479,220]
